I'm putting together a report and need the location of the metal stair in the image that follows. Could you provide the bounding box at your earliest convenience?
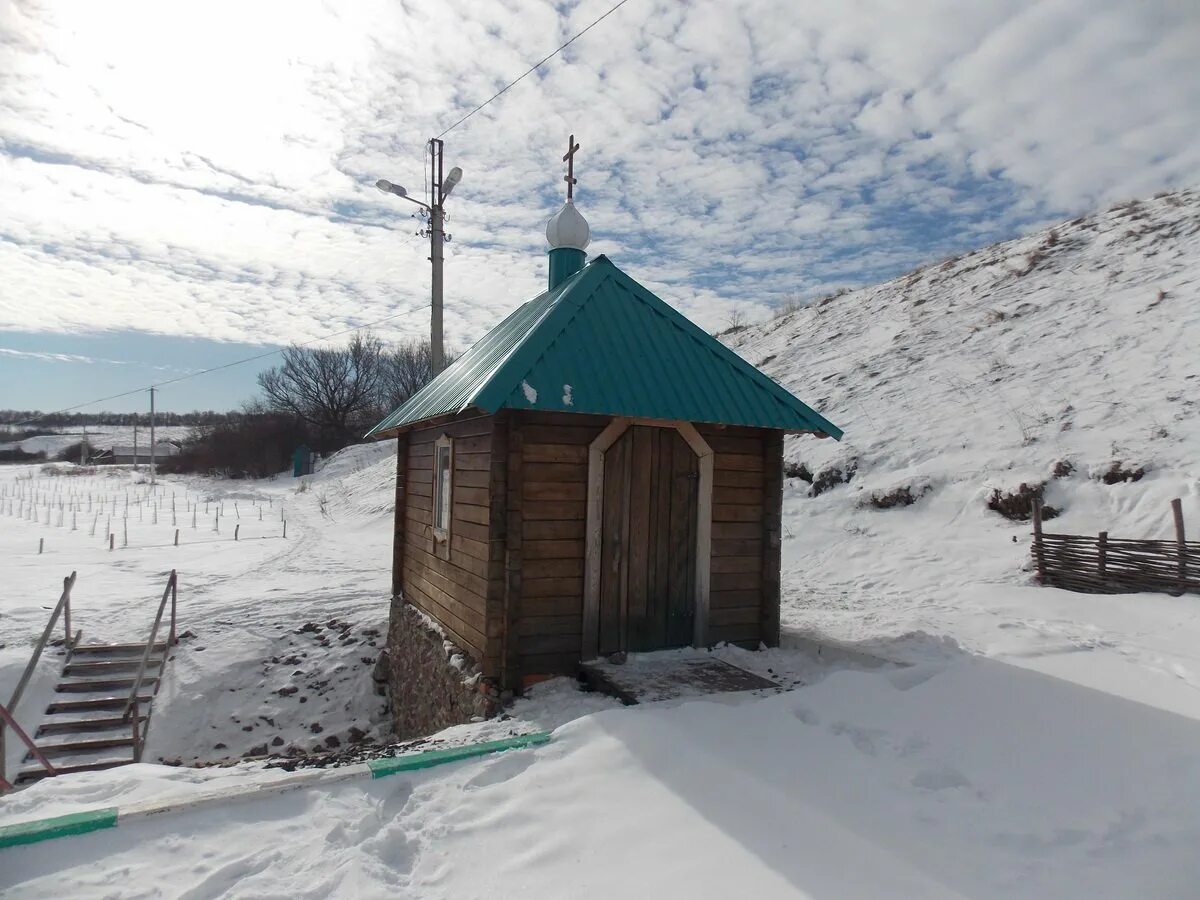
[15,640,171,785]
[1,571,180,791]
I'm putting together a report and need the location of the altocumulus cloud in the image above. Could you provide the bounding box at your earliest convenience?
[0,0,1196,350]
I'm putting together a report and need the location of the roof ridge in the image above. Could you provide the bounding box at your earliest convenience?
[468,261,604,413]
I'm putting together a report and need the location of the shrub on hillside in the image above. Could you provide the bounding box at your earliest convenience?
[159,413,311,479]
[865,483,932,510]
[986,482,1059,521]
[55,441,93,463]
[783,461,813,483]
[810,460,858,496]
[1098,462,1145,484]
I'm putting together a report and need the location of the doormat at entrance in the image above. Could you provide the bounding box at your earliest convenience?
[581,653,779,705]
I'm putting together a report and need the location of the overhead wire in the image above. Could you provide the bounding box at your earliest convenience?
[8,1,640,427]
[5,302,433,428]
[435,0,636,138]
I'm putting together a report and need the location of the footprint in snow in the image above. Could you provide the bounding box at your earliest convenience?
[829,722,885,756]
[463,749,537,791]
[911,765,972,792]
[792,706,820,726]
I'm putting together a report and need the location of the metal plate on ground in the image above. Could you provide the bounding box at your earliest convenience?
[581,654,780,705]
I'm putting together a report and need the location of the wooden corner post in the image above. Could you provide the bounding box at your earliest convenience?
[761,431,784,647]
[393,433,409,599]
[502,416,523,691]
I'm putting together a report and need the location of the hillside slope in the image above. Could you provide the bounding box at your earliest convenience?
[729,187,1200,713]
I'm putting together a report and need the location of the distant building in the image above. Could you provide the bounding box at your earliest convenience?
[101,442,180,465]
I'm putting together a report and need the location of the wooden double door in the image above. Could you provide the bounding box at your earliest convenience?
[598,425,699,655]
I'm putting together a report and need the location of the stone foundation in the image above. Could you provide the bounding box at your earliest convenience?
[383,597,501,739]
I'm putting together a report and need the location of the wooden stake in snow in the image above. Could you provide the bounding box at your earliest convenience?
[1173,498,1187,596]
[283,520,287,539]
[234,524,240,541]
[109,534,114,551]
[1031,499,1046,582]
[174,529,180,547]
[38,538,43,554]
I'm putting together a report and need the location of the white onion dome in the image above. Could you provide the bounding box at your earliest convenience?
[545,200,591,251]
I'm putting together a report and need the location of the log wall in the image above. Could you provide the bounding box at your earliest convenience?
[515,411,607,675]
[393,410,786,683]
[697,423,774,648]
[399,414,501,674]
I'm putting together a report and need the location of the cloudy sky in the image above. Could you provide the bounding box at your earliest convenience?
[1,0,1197,413]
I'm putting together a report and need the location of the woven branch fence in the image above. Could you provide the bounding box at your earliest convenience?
[1031,498,1198,596]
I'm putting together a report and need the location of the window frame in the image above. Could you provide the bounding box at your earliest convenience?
[432,434,453,545]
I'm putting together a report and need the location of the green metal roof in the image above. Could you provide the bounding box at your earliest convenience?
[367,256,843,439]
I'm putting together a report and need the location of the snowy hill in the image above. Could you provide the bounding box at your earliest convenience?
[728,186,1200,713]
[734,187,1199,492]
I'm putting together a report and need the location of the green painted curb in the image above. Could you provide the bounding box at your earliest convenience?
[0,733,552,853]
[0,807,118,850]
[367,732,551,778]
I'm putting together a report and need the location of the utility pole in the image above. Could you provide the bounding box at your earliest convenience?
[133,418,139,471]
[149,387,156,485]
[80,422,87,466]
[429,139,446,376]
[375,141,462,377]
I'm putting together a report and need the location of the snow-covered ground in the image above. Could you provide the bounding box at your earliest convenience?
[2,188,1199,897]
[0,426,192,458]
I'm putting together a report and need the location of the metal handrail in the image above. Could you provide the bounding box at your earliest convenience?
[0,572,77,789]
[0,701,56,790]
[123,570,177,761]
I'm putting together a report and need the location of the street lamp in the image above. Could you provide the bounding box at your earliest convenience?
[375,140,463,375]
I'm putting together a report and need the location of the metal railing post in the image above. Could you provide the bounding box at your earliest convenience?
[131,700,141,762]
[62,574,72,650]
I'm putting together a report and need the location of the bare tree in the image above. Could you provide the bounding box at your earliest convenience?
[377,339,437,413]
[258,332,384,450]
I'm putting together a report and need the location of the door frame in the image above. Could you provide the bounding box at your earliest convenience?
[582,417,713,660]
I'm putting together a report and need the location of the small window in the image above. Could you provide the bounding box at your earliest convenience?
[433,436,452,540]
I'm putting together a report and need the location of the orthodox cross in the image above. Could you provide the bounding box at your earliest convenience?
[563,134,580,201]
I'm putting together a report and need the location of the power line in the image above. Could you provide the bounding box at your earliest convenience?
[5,303,432,427]
[435,0,636,139]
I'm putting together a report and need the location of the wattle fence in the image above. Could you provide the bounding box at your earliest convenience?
[1031,498,1199,596]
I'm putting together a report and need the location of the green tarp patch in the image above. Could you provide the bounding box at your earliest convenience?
[0,807,118,850]
[367,732,551,779]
